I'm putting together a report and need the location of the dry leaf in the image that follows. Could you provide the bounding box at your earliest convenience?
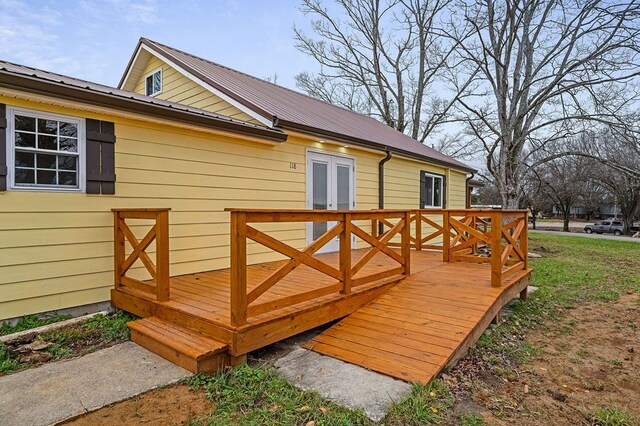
[318,406,328,414]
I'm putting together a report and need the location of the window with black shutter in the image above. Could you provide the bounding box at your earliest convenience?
[420,171,445,208]
[0,104,115,194]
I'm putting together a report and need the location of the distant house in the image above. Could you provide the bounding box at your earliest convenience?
[0,38,473,322]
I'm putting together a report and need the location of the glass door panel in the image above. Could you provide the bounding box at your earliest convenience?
[312,161,329,240]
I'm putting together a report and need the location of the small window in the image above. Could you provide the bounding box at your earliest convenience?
[420,171,444,208]
[145,68,162,96]
[9,108,84,191]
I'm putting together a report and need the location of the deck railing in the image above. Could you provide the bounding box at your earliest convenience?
[227,209,411,326]
[385,209,529,287]
[111,207,528,324]
[112,208,170,301]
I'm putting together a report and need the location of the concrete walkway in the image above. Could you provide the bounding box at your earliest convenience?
[0,342,190,426]
[275,348,411,421]
[530,229,640,243]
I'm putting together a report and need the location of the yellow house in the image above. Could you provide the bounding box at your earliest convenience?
[0,38,474,322]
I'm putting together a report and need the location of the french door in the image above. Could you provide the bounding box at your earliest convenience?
[306,152,355,253]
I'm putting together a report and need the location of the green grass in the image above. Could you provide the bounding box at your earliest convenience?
[528,232,640,306]
[0,343,23,374]
[82,310,136,341]
[459,413,489,426]
[186,364,371,425]
[384,379,454,425]
[589,407,638,426]
[1,314,72,336]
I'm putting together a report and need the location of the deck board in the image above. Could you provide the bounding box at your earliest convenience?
[304,256,530,384]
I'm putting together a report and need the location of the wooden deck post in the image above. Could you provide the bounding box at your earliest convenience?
[113,211,125,290]
[230,211,247,326]
[402,211,411,275]
[340,213,352,294]
[472,216,478,255]
[522,212,529,270]
[490,212,502,287]
[442,210,450,262]
[415,210,422,251]
[155,210,170,302]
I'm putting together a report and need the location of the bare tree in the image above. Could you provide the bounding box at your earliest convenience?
[445,0,640,208]
[584,138,640,234]
[566,119,640,180]
[294,0,466,142]
[575,181,611,221]
[519,169,552,229]
[537,156,595,232]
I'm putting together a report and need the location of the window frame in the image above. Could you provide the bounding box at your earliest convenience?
[6,107,86,193]
[144,67,163,97]
[420,171,445,209]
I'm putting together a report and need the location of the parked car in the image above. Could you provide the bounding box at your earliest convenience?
[584,219,640,235]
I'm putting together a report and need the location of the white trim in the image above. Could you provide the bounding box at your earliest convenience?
[144,67,163,97]
[119,46,145,91]
[6,106,86,193]
[421,171,444,209]
[135,45,273,127]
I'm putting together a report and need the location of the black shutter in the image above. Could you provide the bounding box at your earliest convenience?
[419,171,426,208]
[85,119,116,194]
[442,176,447,208]
[0,103,7,191]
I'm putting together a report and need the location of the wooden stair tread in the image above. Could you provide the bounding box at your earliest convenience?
[128,316,228,361]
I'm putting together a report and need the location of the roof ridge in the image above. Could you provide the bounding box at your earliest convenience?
[142,38,402,130]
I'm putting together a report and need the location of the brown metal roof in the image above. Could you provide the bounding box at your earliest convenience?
[0,60,287,143]
[134,38,473,172]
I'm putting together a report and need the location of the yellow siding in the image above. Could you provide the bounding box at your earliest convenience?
[384,156,466,209]
[0,95,468,320]
[132,55,262,124]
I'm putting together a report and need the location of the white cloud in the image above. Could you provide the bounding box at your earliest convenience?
[107,0,158,24]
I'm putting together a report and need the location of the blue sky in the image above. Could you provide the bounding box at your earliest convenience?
[0,0,319,89]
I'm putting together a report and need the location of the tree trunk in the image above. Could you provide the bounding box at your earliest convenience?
[563,211,571,232]
[622,211,634,235]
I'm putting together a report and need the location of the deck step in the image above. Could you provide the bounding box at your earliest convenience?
[128,316,231,374]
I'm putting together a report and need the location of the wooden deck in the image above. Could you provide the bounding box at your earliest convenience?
[305,254,530,383]
[111,208,531,381]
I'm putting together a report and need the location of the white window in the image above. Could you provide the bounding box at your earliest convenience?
[7,108,84,191]
[420,171,444,208]
[145,68,162,96]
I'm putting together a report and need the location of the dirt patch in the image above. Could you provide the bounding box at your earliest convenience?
[465,293,640,425]
[62,384,214,425]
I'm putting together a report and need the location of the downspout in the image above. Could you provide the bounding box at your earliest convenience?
[378,150,392,234]
[465,172,475,209]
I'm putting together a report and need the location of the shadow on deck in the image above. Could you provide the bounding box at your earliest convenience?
[111,208,531,383]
